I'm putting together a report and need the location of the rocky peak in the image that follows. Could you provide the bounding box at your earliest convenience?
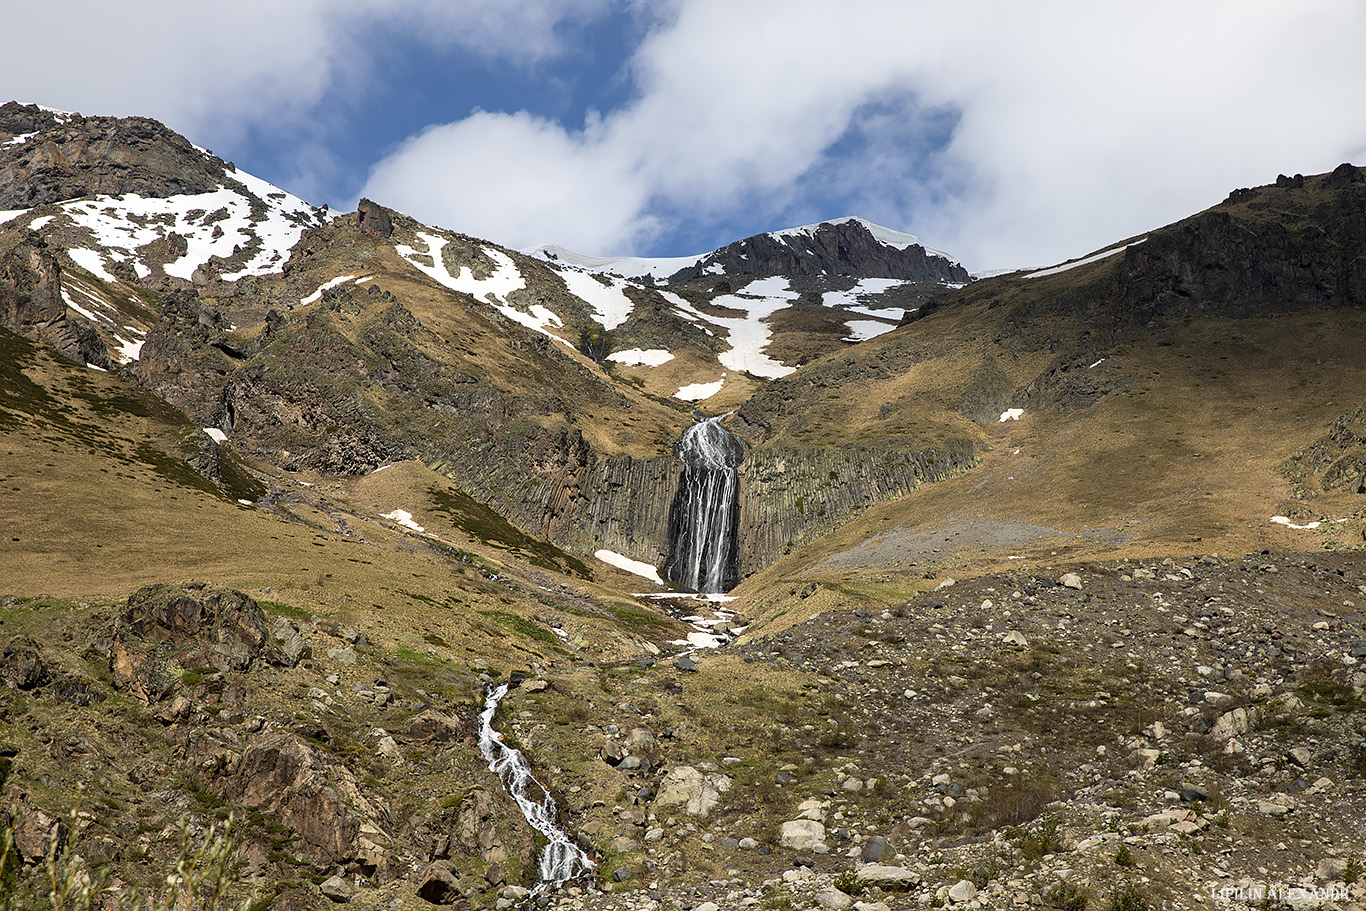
[668,217,970,283]
[0,100,227,209]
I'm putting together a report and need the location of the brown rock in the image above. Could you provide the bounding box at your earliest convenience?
[356,199,393,239]
[0,638,49,690]
[416,864,461,904]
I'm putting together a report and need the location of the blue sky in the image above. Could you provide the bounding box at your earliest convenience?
[4,1,1366,271]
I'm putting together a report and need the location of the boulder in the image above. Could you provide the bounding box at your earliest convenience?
[416,865,461,904]
[227,731,381,866]
[110,583,269,703]
[855,864,920,890]
[860,836,890,863]
[1210,706,1258,740]
[11,806,65,863]
[0,638,49,690]
[406,710,463,745]
[815,888,853,910]
[1059,572,1083,590]
[948,880,978,903]
[653,765,732,817]
[319,874,355,903]
[777,819,825,851]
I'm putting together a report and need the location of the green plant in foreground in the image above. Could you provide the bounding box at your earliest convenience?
[1107,882,1149,911]
[4,802,253,911]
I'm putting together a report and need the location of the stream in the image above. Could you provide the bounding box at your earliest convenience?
[478,682,595,893]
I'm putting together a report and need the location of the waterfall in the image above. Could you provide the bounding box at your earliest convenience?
[478,683,595,892]
[665,415,746,593]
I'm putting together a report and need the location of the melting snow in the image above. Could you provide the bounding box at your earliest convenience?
[301,275,356,306]
[843,319,899,342]
[0,210,28,226]
[381,509,425,532]
[67,247,118,282]
[203,428,228,444]
[606,348,675,367]
[675,377,725,401]
[712,277,799,379]
[397,232,565,338]
[820,278,907,308]
[1270,516,1320,530]
[58,172,321,282]
[999,408,1024,422]
[594,549,664,585]
[1026,238,1147,279]
[558,267,635,330]
[3,132,37,147]
[525,244,703,281]
[28,215,56,231]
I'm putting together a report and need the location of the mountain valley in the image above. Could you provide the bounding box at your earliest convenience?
[1,101,1364,911]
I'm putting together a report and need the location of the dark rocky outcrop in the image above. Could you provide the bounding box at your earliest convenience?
[109,583,269,703]
[669,219,970,283]
[356,198,394,238]
[1108,164,1366,319]
[0,637,49,690]
[0,101,226,209]
[1282,401,1366,497]
[0,234,108,366]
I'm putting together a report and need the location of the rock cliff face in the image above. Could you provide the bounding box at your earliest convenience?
[669,218,970,283]
[1109,163,1366,319]
[0,101,226,208]
[0,234,108,365]
[737,441,978,572]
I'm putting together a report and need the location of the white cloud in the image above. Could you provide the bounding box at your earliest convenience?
[6,0,1364,271]
[0,0,612,152]
[360,0,1366,269]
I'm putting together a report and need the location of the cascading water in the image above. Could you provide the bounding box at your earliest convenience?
[478,683,595,892]
[665,416,747,593]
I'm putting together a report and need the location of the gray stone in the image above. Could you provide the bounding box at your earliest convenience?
[416,865,460,905]
[778,819,826,851]
[1286,746,1313,768]
[617,755,652,772]
[815,888,853,910]
[326,646,357,666]
[1059,572,1083,590]
[856,864,920,890]
[948,879,978,903]
[653,766,732,817]
[320,874,355,903]
[611,866,632,882]
[674,655,698,673]
[1002,630,1028,647]
[860,836,890,863]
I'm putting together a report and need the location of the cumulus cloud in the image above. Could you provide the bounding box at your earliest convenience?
[0,0,612,149]
[360,0,1366,268]
[4,0,1363,269]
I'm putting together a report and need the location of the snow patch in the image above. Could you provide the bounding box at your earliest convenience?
[843,319,900,342]
[67,247,118,282]
[999,408,1024,422]
[675,377,725,401]
[3,132,37,147]
[711,277,799,379]
[527,244,703,281]
[1026,238,1147,279]
[28,215,56,231]
[1270,516,1320,530]
[203,428,228,444]
[594,549,664,585]
[558,268,635,330]
[606,348,675,367]
[0,210,29,226]
[381,509,425,532]
[397,233,563,337]
[301,275,356,306]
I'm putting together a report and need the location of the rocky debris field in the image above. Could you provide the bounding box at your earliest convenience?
[503,550,1366,911]
[1,551,1365,910]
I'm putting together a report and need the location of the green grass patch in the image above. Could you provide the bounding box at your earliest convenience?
[428,487,591,577]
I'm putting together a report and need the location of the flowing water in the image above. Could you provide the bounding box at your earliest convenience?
[478,683,595,892]
[665,416,746,593]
